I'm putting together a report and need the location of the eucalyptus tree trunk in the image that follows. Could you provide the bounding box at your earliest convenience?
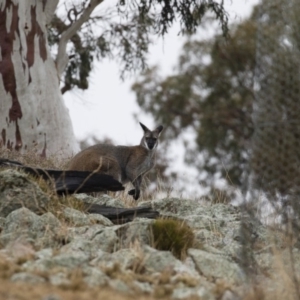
[0,0,79,158]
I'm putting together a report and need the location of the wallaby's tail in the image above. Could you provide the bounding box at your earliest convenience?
[0,158,124,194]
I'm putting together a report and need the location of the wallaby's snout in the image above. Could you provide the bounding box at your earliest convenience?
[146,137,157,149]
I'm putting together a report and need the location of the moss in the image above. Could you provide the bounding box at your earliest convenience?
[151,218,194,260]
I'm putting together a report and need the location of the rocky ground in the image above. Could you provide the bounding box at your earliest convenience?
[0,169,300,300]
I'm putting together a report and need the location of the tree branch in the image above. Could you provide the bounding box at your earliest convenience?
[42,0,59,24]
[55,0,104,77]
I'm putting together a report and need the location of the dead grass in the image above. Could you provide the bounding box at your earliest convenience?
[0,254,21,279]
[0,278,165,300]
[0,148,66,169]
[150,218,195,260]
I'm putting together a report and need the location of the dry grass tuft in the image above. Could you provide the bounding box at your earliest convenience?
[0,148,66,169]
[0,255,21,279]
[0,278,163,300]
[150,218,195,260]
[102,262,123,279]
[242,286,265,300]
[59,268,87,291]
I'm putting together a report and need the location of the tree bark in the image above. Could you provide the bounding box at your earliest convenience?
[0,0,79,159]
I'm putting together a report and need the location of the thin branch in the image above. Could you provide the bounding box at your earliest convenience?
[55,0,104,77]
[42,0,60,24]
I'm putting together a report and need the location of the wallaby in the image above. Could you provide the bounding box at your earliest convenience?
[67,122,164,200]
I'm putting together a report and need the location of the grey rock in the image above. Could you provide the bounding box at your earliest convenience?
[221,242,243,261]
[73,224,105,239]
[116,218,154,248]
[74,193,126,208]
[151,198,240,231]
[221,290,241,300]
[49,272,70,286]
[111,248,142,270]
[1,208,62,248]
[133,281,153,294]
[39,212,62,228]
[172,256,203,280]
[143,246,183,273]
[4,207,42,234]
[108,279,131,294]
[193,229,223,249]
[88,213,113,226]
[35,248,53,260]
[172,286,215,300]
[60,237,102,259]
[66,224,120,253]
[137,200,152,208]
[150,198,203,217]
[105,197,127,208]
[62,207,91,226]
[90,250,113,267]
[91,248,141,271]
[255,248,300,276]
[66,225,91,239]
[51,251,90,268]
[11,272,46,284]
[82,266,108,287]
[73,193,105,204]
[0,169,50,217]
[151,198,267,269]
[24,251,90,272]
[188,248,246,285]
[91,226,120,252]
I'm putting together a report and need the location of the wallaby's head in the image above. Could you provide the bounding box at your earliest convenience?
[139,122,163,150]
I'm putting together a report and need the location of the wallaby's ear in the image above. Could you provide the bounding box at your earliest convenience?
[155,125,164,136]
[139,122,150,133]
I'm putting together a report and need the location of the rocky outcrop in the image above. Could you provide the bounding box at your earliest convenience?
[0,169,51,217]
[0,169,297,299]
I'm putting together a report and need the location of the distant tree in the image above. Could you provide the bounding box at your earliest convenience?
[0,0,228,158]
[249,0,300,199]
[132,0,300,197]
[132,17,256,189]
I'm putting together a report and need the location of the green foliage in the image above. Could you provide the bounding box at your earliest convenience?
[119,0,229,36]
[47,0,229,93]
[132,17,256,188]
[248,0,300,199]
[151,218,194,259]
[133,0,300,199]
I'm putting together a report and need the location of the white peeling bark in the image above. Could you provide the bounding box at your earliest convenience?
[0,0,79,159]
